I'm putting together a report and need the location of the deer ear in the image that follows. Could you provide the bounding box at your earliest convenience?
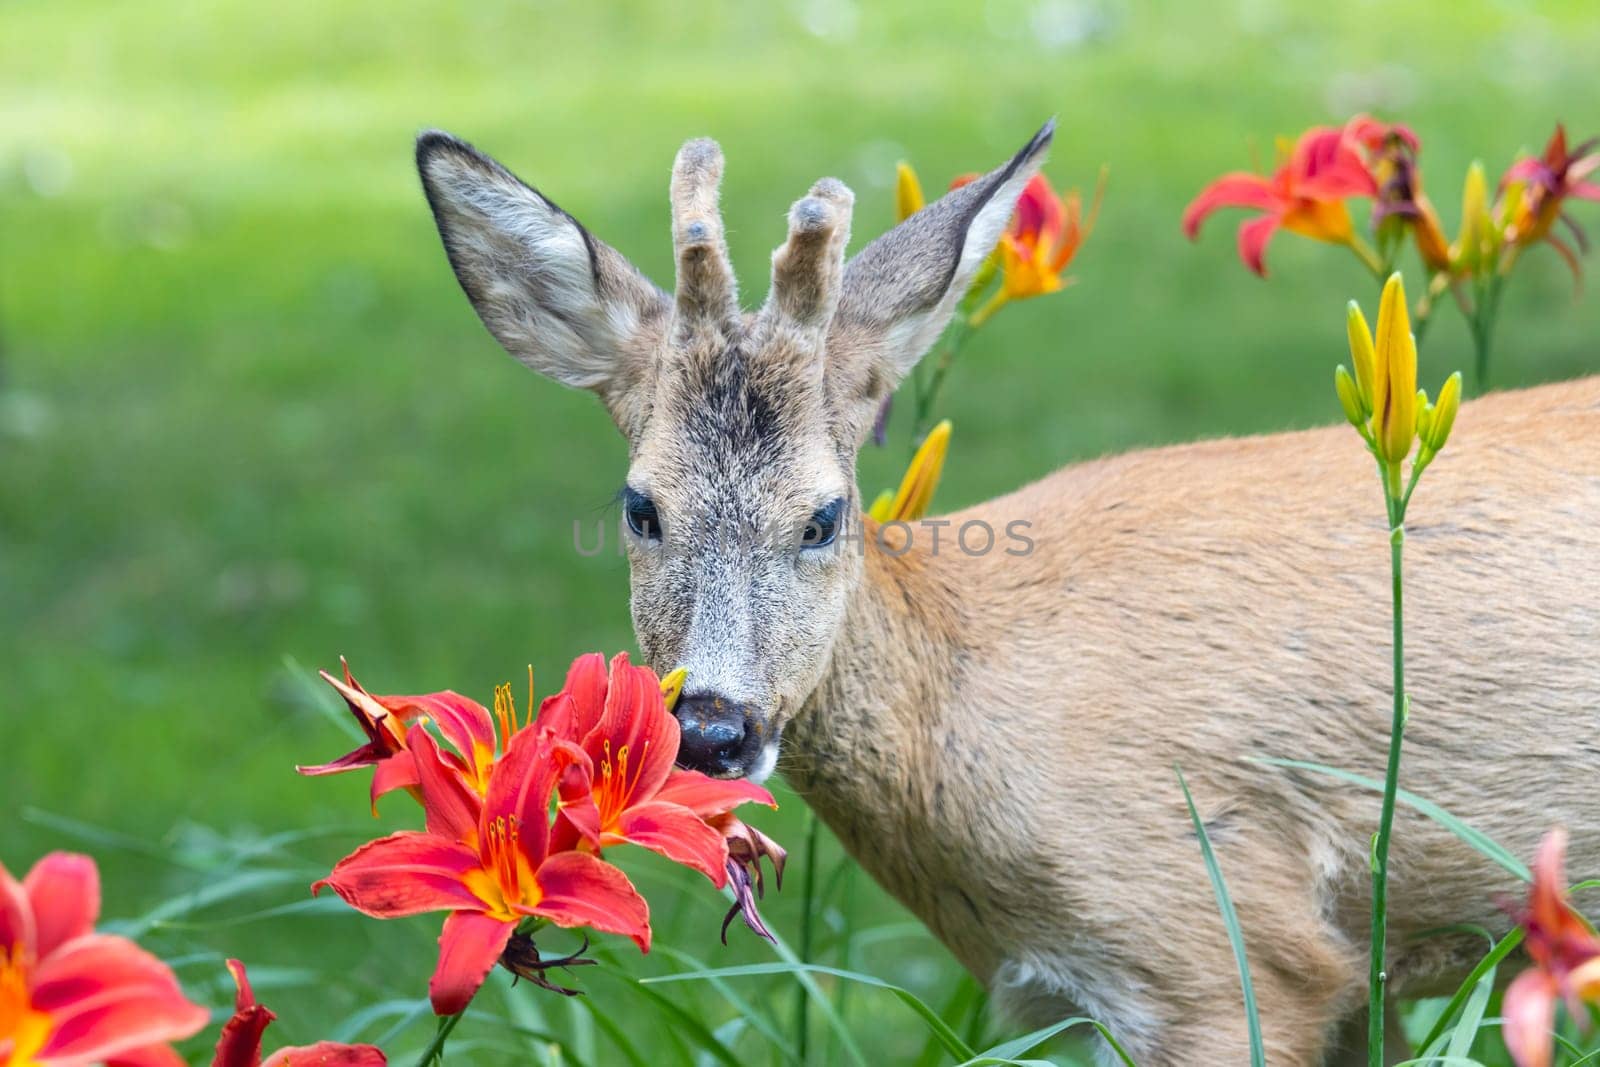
[827,121,1053,438]
[416,131,670,407]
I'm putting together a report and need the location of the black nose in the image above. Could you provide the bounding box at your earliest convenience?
[674,692,754,778]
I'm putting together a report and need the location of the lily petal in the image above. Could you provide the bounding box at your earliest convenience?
[613,800,731,887]
[553,653,609,742]
[0,859,35,957]
[262,1042,388,1066]
[408,727,483,845]
[32,934,209,1064]
[107,1044,190,1067]
[1236,215,1281,277]
[591,653,678,809]
[1181,173,1277,238]
[654,769,776,817]
[529,850,651,952]
[428,909,517,1016]
[213,959,276,1067]
[1503,967,1559,1067]
[24,852,101,958]
[312,832,485,918]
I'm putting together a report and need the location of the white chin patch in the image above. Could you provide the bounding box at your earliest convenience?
[746,743,779,785]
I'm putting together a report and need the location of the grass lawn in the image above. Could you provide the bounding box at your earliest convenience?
[3,0,1597,1061]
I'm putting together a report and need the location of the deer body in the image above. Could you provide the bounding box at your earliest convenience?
[414,122,1600,1064]
[786,376,1600,1063]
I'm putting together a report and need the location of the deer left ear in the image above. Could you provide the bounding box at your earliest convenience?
[825,121,1053,440]
[416,131,671,422]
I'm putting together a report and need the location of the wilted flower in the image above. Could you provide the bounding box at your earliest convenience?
[1184,122,1380,276]
[313,722,650,1015]
[212,958,385,1066]
[297,660,504,810]
[714,817,788,944]
[1500,125,1600,281]
[541,653,776,887]
[869,419,951,523]
[0,852,208,1066]
[1502,829,1600,1067]
[496,932,596,997]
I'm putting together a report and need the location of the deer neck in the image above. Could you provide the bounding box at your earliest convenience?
[781,533,963,858]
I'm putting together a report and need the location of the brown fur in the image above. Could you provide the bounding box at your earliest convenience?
[414,124,1600,1064]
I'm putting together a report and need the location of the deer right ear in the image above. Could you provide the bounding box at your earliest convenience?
[416,131,670,410]
[826,121,1054,442]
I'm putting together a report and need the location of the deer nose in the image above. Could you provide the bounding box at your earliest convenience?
[674,692,753,778]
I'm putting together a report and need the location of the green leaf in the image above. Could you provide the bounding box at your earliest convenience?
[961,1016,1139,1066]
[1253,758,1530,881]
[646,962,974,1063]
[1178,767,1265,1067]
[652,944,800,1065]
[1442,957,1494,1061]
[606,972,744,1067]
[1415,928,1524,1054]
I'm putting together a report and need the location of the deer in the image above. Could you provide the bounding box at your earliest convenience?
[412,120,1600,1066]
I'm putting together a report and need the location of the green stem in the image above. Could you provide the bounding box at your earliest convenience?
[1367,488,1407,1066]
[414,1011,463,1067]
[1348,234,1387,280]
[794,808,821,1063]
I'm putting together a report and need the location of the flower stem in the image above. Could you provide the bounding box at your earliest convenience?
[1367,486,1407,1066]
[414,1011,463,1067]
[909,314,972,455]
[1349,234,1387,280]
[794,807,821,1062]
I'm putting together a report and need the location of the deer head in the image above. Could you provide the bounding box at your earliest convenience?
[416,122,1053,780]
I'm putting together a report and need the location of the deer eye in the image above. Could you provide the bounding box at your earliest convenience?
[801,497,845,550]
[623,487,662,542]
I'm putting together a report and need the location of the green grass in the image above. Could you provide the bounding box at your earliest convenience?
[3,0,1598,1062]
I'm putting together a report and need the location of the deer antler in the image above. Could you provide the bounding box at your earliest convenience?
[762,177,854,335]
[670,138,740,334]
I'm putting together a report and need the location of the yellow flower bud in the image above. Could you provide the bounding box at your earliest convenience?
[1453,162,1494,272]
[1425,372,1462,452]
[1345,300,1376,414]
[870,420,952,523]
[895,162,925,223]
[659,667,687,713]
[1372,273,1417,465]
[1416,397,1433,445]
[1335,365,1365,430]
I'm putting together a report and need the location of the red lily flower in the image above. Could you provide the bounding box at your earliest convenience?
[539,653,775,888]
[212,958,384,1067]
[1184,122,1380,276]
[0,852,208,1067]
[1503,829,1600,1067]
[313,721,650,1015]
[297,659,500,811]
[1500,124,1600,280]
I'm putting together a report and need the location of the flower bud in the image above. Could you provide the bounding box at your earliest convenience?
[659,667,687,713]
[1335,365,1365,429]
[1424,371,1462,452]
[1372,273,1417,465]
[895,162,925,223]
[1345,301,1376,413]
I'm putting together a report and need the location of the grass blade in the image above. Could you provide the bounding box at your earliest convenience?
[653,945,800,1065]
[1178,766,1264,1067]
[1415,927,1524,1053]
[1253,758,1530,881]
[645,962,975,1062]
[962,1016,1139,1066]
[606,971,744,1067]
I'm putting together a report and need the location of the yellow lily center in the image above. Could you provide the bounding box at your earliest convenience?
[465,815,540,922]
[0,947,50,1067]
[595,738,648,839]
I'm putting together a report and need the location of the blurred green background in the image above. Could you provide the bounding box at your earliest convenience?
[3,0,1597,1062]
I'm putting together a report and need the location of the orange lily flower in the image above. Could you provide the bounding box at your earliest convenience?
[1,852,208,1067]
[1184,122,1380,276]
[953,169,1103,325]
[297,660,501,810]
[313,721,650,1015]
[212,958,384,1067]
[541,653,775,887]
[1503,829,1600,1067]
[1500,125,1599,280]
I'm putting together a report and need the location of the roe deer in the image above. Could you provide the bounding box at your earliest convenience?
[414,121,1600,1065]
